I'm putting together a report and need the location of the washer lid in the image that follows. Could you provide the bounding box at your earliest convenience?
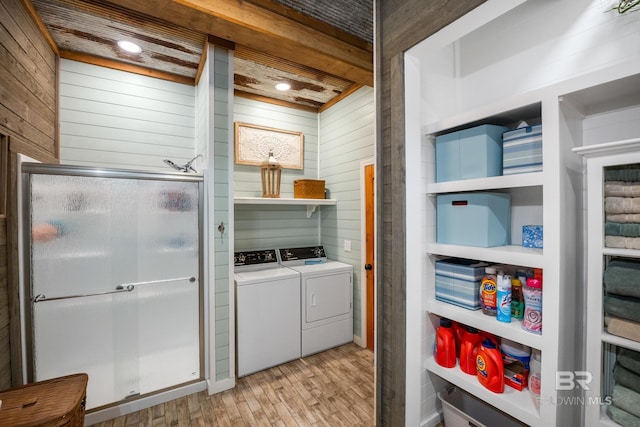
[235,266,300,285]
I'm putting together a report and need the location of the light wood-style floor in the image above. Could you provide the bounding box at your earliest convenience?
[90,343,375,427]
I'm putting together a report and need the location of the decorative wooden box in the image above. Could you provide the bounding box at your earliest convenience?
[293,179,325,199]
[0,373,88,427]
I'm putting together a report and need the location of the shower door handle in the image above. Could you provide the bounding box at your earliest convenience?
[32,276,195,303]
[33,284,135,303]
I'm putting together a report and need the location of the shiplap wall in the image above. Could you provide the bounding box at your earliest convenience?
[233,97,318,198]
[233,97,321,251]
[59,60,196,172]
[319,86,374,339]
[210,46,232,382]
[196,47,234,384]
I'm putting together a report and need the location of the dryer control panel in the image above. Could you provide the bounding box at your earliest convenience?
[278,246,327,262]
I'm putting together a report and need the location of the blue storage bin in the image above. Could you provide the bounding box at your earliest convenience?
[437,192,511,247]
[435,124,509,182]
[502,124,543,175]
[435,258,490,310]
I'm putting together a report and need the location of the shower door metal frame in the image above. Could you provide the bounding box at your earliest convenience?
[21,163,205,404]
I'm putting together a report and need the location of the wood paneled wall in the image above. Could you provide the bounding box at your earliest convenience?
[319,86,375,340]
[376,1,485,425]
[0,0,58,388]
[58,59,197,172]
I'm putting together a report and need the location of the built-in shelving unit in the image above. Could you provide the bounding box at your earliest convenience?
[404,1,640,426]
[422,154,549,426]
[233,196,337,217]
[575,138,640,427]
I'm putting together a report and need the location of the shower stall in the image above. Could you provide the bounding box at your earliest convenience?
[20,163,205,412]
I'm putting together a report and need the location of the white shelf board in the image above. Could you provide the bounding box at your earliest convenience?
[427,244,544,268]
[234,196,337,217]
[601,331,640,352]
[426,301,543,350]
[572,137,640,158]
[426,172,543,194]
[421,92,542,136]
[602,247,640,259]
[233,196,337,206]
[425,356,540,426]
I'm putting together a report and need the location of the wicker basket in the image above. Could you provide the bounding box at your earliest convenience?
[0,373,88,427]
[293,179,325,199]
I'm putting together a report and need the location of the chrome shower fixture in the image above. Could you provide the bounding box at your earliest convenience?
[163,155,202,173]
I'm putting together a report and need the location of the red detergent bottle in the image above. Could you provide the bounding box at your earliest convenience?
[476,338,505,393]
[452,321,465,357]
[459,326,482,375]
[434,318,456,368]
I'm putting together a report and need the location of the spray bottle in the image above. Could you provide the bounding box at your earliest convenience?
[496,273,512,323]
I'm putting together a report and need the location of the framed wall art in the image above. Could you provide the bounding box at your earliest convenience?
[234,122,304,170]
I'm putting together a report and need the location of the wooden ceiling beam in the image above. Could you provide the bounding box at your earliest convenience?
[104,0,374,87]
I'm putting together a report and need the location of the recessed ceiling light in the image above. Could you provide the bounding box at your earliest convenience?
[275,82,291,91]
[117,40,141,54]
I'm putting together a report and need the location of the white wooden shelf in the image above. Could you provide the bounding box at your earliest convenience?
[427,243,544,269]
[421,91,540,136]
[233,196,337,217]
[602,247,640,259]
[426,172,543,195]
[601,331,640,353]
[425,356,540,426]
[572,137,640,158]
[426,302,543,351]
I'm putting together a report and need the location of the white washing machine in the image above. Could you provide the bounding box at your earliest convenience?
[234,249,301,377]
[278,246,353,357]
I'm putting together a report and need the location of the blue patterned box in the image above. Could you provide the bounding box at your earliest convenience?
[435,258,490,310]
[522,225,543,248]
[502,124,543,175]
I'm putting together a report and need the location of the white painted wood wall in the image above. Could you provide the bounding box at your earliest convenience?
[232,97,321,251]
[319,86,375,340]
[59,59,196,172]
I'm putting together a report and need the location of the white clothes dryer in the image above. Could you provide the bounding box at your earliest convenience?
[278,246,353,357]
[234,249,301,377]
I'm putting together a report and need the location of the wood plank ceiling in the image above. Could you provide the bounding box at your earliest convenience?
[28,0,374,112]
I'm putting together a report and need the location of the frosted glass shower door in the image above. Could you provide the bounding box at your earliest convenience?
[135,180,200,395]
[28,170,201,410]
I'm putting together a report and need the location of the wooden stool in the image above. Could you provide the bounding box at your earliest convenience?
[0,373,88,426]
